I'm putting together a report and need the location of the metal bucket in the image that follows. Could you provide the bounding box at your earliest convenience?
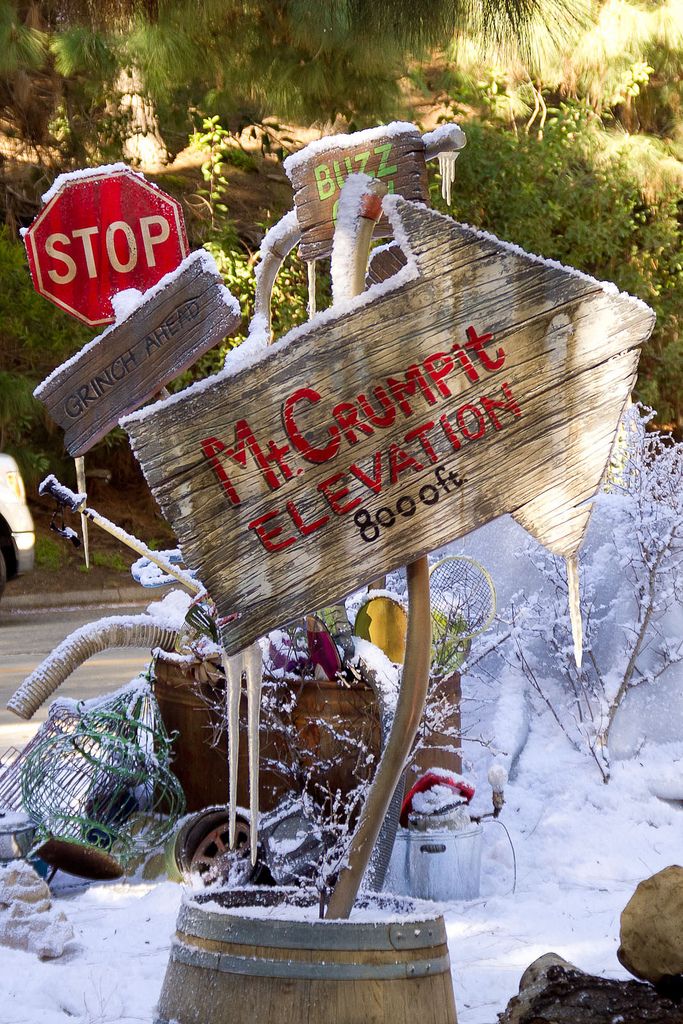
[0,812,36,864]
[155,888,458,1024]
[385,825,483,901]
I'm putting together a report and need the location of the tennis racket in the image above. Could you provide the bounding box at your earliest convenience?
[429,556,496,678]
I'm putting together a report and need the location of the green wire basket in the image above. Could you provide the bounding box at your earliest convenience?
[20,678,185,876]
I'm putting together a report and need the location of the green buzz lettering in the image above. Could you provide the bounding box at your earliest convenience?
[315,164,335,201]
[315,142,397,216]
[374,142,398,178]
[314,142,396,203]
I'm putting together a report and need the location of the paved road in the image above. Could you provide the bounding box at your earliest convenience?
[0,603,151,754]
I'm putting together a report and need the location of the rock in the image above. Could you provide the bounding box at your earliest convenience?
[618,864,683,986]
[499,952,683,1023]
[0,905,74,959]
[0,862,74,959]
[0,862,51,908]
[517,951,577,991]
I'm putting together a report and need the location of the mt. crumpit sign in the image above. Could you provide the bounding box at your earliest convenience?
[123,196,655,656]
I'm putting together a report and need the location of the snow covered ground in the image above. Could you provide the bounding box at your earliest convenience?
[1,712,681,1024]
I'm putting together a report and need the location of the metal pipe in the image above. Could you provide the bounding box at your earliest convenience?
[39,475,202,596]
[8,618,179,720]
[252,215,302,339]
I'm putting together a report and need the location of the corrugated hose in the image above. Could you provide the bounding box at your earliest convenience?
[7,616,179,720]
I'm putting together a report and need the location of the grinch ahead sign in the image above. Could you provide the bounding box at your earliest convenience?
[124,196,654,655]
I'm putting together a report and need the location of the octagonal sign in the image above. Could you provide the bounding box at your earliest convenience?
[24,165,189,327]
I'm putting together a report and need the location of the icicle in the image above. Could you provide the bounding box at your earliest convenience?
[244,642,263,866]
[222,650,242,848]
[75,457,89,569]
[566,554,583,669]
[438,151,457,206]
[307,260,317,318]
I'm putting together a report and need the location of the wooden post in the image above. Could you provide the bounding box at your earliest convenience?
[326,555,431,918]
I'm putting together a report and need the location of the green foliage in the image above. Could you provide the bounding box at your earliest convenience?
[428,1,683,424]
[85,549,129,572]
[0,2,46,74]
[431,609,469,676]
[172,235,327,388]
[0,228,91,485]
[0,0,570,165]
[35,534,65,571]
[189,116,235,232]
[172,113,328,383]
[50,24,117,78]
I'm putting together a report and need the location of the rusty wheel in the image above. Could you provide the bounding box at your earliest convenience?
[177,807,255,886]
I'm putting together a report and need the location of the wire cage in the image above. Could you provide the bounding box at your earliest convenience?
[0,703,82,813]
[18,678,185,872]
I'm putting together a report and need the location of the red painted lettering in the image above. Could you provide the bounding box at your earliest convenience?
[439,414,462,452]
[389,444,424,484]
[423,353,455,398]
[201,437,242,506]
[356,386,396,428]
[451,344,480,383]
[349,452,384,494]
[332,402,374,445]
[286,499,330,536]
[318,472,361,515]
[282,387,340,464]
[404,422,438,463]
[267,438,295,481]
[465,325,506,371]
[248,510,296,552]
[387,365,435,417]
[221,419,282,492]
[457,403,487,440]
[480,382,522,430]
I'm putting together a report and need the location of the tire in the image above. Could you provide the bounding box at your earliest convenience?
[0,548,6,601]
[169,805,267,887]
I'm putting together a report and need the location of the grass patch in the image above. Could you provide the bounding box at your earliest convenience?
[35,535,65,571]
[79,550,129,573]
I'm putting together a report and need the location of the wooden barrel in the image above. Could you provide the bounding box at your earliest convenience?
[155,890,457,1024]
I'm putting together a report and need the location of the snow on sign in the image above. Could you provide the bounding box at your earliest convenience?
[23,164,189,326]
[34,251,240,458]
[284,123,429,262]
[124,196,655,656]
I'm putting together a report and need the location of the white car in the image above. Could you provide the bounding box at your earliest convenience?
[0,454,35,597]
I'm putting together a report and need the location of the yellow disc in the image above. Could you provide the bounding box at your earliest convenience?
[353,597,407,664]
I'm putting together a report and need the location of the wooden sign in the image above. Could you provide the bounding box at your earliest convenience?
[283,124,429,262]
[35,251,240,457]
[123,196,654,656]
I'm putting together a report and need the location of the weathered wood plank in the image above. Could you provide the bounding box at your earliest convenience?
[366,243,407,287]
[285,129,429,262]
[124,196,654,655]
[34,251,240,457]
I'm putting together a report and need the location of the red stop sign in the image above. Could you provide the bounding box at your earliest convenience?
[24,165,189,327]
